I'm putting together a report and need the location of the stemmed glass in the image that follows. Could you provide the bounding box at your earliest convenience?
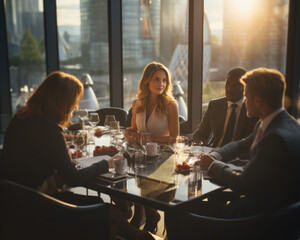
[112,128,126,154]
[88,113,99,138]
[76,108,88,129]
[109,120,120,144]
[88,113,100,128]
[73,132,86,158]
[104,115,116,130]
[175,136,188,155]
[190,141,204,159]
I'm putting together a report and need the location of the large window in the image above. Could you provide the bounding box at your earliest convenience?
[5,0,46,114]
[122,0,189,119]
[204,0,289,112]
[57,0,110,110]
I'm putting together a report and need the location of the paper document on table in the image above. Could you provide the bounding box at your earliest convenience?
[76,155,110,168]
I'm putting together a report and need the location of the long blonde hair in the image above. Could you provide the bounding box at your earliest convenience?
[135,62,175,116]
[17,71,83,127]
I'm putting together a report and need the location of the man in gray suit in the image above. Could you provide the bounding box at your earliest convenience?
[199,67,300,216]
[193,67,258,147]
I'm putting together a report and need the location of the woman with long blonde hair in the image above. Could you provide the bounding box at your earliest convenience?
[126,62,179,233]
[128,61,179,142]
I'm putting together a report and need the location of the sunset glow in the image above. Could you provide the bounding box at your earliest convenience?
[231,0,257,17]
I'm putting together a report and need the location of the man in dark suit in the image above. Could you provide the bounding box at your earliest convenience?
[193,67,258,147]
[199,67,300,216]
[166,68,300,240]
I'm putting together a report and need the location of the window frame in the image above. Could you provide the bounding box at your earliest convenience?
[1,0,300,137]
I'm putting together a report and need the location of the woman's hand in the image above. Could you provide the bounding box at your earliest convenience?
[125,127,140,141]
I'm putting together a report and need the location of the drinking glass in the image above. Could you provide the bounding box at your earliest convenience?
[140,132,152,153]
[76,109,88,129]
[168,136,177,153]
[73,132,86,158]
[104,115,116,130]
[88,113,100,127]
[190,141,204,159]
[112,128,126,154]
[134,150,146,169]
[175,136,188,154]
[109,120,120,144]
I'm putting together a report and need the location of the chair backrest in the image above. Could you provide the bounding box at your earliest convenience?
[179,115,186,124]
[0,180,110,240]
[125,108,133,127]
[186,201,300,240]
[95,107,128,127]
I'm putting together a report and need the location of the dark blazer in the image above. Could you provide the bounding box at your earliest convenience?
[209,110,300,216]
[0,115,108,190]
[193,97,258,147]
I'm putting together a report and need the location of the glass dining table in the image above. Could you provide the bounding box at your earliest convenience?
[82,130,224,212]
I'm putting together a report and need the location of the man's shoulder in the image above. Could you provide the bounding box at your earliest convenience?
[208,97,227,107]
[265,111,300,144]
[209,97,226,103]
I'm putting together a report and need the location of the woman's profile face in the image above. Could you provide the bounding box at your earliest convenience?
[148,70,168,96]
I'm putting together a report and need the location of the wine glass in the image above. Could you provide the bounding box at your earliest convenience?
[76,109,88,129]
[104,115,116,130]
[88,113,100,127]
[174,136,188,154]
[109,120,120,144]
[190,141,204,159]
[112,128,126,154]
[73,132,86,158]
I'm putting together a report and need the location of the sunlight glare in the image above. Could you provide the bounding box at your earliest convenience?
[231,0,257,17]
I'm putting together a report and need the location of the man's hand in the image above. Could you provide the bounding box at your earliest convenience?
[199,154,216,171]
[106,154,124,169]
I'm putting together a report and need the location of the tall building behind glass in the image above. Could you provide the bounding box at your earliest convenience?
[80,0,187,72]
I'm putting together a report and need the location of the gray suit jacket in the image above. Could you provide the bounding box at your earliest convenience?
[193,97,258,147]
[209,110,300,216]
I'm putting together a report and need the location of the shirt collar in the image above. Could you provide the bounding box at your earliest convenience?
[260,107,284,132]
[227,96,244,109]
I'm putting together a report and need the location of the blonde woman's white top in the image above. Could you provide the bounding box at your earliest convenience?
[136,105,169,137]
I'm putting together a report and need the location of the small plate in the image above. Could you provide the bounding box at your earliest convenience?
[145,152,161,159]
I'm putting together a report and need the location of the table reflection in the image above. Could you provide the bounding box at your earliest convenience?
[84,130,222,209]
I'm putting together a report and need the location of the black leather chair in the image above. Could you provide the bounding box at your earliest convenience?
[0,180,110,240]
[179,115,186,124]
[94,107,128,127]
[186,201,300,240]
[125,108,133,127]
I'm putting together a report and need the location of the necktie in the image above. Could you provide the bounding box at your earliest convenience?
[221,104,237,146]
[250,126,263,150]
